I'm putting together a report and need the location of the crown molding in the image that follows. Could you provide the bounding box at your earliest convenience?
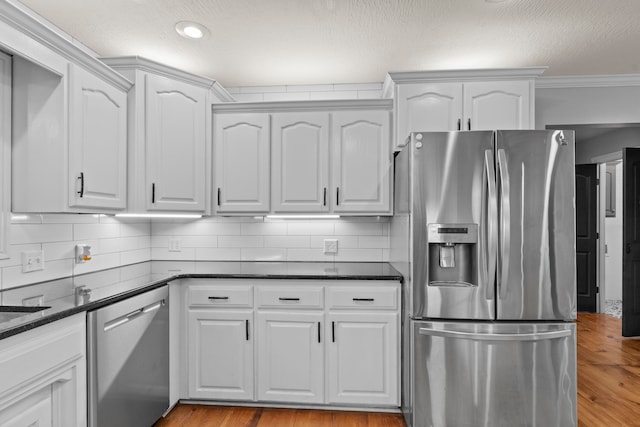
[536,74,640,89]
[100,56,234,101]
[0,0,132,91]
[212,98,393,113]
[385,67,547,85]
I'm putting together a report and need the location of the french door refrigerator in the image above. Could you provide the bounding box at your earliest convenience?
[390,130,577,427]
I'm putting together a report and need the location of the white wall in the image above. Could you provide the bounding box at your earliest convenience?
[0,214,151,291]
[604,162,623,301]
[151,216,390,263]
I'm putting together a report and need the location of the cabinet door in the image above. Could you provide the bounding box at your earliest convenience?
[396,82,463,149]
[188,310,253,400]
[68,64,127,209]
[146,74,207,211]
[214,113,270,213]
[463,80,532,130]
[331,110,392,214]
[272,112,329,212]
[256,311,324,403]
[327,312,399,406]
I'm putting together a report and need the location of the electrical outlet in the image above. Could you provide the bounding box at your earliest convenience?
[168,238,182,252]
[323,239,338,254]
[22,250,44,273]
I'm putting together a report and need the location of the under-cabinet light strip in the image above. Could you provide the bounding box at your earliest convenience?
[115,213,203,219]
[264,215,340,220]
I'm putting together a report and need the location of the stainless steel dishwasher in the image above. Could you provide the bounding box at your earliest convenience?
[87,285,169,427]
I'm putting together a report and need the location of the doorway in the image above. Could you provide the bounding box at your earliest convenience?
[548,124,640,327]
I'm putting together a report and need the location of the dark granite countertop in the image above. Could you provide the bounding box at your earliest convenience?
[0,261,402,340]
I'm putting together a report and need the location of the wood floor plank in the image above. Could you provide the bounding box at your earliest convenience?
[256,408,296,427]
[292,409,333,427]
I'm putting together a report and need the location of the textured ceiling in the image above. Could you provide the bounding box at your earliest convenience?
[17,0,640,87]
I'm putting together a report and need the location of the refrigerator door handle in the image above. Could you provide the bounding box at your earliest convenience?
[419,327,572,342]
[497,148,511,300]
[484,149,498,300]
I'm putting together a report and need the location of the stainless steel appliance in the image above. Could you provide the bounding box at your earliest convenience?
[87,285,169,427]
[391,130,577,427]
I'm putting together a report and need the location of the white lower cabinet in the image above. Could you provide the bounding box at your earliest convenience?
[188,310,254,400]
[327,312,399,406]
[185,279,400,408]
[256,311,324,403]
[0,313,87,427]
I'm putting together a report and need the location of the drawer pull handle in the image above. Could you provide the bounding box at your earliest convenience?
[353,298,375,302]
[332,321,335,343]
[208,296,229,300]
[246,319,250,341]
[317,322,321,343]
[278,297,300,301]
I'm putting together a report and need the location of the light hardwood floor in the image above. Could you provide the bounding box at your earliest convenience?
[156,314,637,427]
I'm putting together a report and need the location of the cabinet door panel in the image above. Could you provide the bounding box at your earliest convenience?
[397,82,463,147]
[328,312,399,406]
[464,80,531,130]
[146,74,206,211]
[68,64,127,209]
[214,113,270,213]
[256,311,323,403]
[188,310,253,400]
[272,113,329,212]
[332,110,392,214]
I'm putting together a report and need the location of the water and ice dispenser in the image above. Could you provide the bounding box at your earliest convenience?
[427,224,478,287]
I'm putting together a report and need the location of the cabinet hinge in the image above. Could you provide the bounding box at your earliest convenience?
[596,232,600,239]
[596,286,600,294]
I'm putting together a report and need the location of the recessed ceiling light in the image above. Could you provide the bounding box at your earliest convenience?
[175,21,209,40]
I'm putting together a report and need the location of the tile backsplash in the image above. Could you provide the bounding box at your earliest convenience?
[0,214,390,290]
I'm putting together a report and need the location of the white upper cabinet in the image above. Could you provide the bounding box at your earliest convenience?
[272,112,329,213]
[463,80,531,131]
[397,82,463,136]
[12,57,132,213]
[102,56,234,214]
[214,113,271,213]
[385,68,545,150]
[145,74,206,211]
[331,110,392,214]
[68,63,127,210]
[212,100,393,216]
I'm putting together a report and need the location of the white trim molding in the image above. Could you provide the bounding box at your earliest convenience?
[212,98,393,113]
[537,74,640,89]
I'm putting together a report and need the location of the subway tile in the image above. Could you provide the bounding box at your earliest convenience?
[10,223,73,245]
[2,259,74,290]
[287,222,335,236]
[286,84,334,93]
[241,248,285,261]
[263,92,310,101]
[241,222,287,236]
[263,236,310,248]
[194,222,242,236]
[43,241,83,261]
[218,235,263,248]
[73,252,121,276]
[120,221,151,237]
[10,214,43,224]
[286,249,334,262]
[0,243,41,268]
[195,248,241,261]
[74,223,120,240]
[334,248,383,262]
[382,249,390,262]
[151,261,196,275]
[120,248,151,265]
[309,91,358,100]
[334,82,383,91]
[151,247,196,261]
[120,261,152,281]
[334,222,383,236]
[232,93,264,102]
[358,236,390,249]
[101,237,140,253]
[310,235,358,249]
[137,235,152,249]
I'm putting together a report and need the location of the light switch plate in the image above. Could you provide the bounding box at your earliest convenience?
[323,239,338,254]
[22,250,44,273]
[168,238,182,252]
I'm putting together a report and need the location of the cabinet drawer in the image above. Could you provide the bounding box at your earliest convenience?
[327,286,398,310]
[188,285,253,308]
[256,286,324,309]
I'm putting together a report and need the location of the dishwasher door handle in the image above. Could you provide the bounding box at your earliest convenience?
[103,299,165,332]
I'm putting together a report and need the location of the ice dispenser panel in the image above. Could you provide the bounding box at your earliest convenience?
[427,224,478,287]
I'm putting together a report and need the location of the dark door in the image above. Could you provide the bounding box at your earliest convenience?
[575,164,599,312]
[623,148,640,336]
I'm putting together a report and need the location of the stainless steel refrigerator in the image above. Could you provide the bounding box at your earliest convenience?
[390,130,577,427]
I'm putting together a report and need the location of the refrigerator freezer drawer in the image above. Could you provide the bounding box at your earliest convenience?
[411,320,576,427]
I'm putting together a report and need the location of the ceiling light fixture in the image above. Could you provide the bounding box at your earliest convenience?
[175,21,209,40]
